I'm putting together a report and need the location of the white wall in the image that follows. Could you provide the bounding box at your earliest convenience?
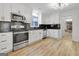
[72,10,79,42]
[61,8,79,42]
[60,10,74,36]
[38,11,42,24]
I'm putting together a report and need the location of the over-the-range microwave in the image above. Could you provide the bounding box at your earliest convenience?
[11,13,26,21]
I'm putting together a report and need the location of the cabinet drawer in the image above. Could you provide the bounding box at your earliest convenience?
[0,42,12,53]
[0,37,13,45]
[0,33,12,36]
[0,32,13,53]
[0,47,12,53]
[0,33,13,42]
[0,32,12,36]
[0,40,7,43]
[0,37,13,43]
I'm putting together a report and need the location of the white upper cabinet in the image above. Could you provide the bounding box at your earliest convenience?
[0,3,39,23]
[23,7,32,23]
[12,4,21,14]
[11,4,32,23]
[42,13,60,24]
[11,4,25,15]
[0,4,11,21]
[0,4,4,21]
[3,4,12,21]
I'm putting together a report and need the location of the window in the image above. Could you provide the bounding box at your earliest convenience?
[32,16,38,27]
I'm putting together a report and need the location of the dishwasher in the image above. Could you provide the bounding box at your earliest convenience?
[43,29,47,39]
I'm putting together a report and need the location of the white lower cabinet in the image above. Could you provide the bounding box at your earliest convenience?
[29,30,43,44]
[47,29,53,37]
[0,32,13,53]
[47,29,60,39]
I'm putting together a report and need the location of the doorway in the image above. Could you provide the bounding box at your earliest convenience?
[64,18,72,38]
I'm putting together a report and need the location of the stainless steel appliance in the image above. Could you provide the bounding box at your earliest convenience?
[11,13,28,50]
[13,31,28,50]
[11,21,26,32]
[25,23,30,30]
[43,29,47,39]
[0,21,11,32]
[11,13,26,32]
[11,13,25,22]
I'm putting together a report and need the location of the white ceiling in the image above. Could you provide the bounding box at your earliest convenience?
[24,3,79,16]
[24,3,58,15]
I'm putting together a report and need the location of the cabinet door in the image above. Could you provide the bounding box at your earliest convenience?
[47,29,52,37]
[50,30,53,37]
[35,30,41,40]
[29,31,36,44]
[12,4,25,15]
[19,5,25,16]
[47,29,54,38]
[0,32,13,53]
[29,31,33,43]
[0,43,12,53]
[37,30,40,40]
[0,4,4,21]
[47,30,49,37]
[12,4,20,13]
[53,30,59,38]
[29,30,42,44]
[40,30,43,39]
[23,7,32,23]
[34,30,40,41]
[4,4,12,21]
[0,4,11,21]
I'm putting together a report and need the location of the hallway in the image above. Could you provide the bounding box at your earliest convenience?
[8,33,79,56]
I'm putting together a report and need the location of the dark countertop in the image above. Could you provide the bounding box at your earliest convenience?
[0,28,60,33]
[28,28,60,31]
[28,28,43,30]
[0,31,12,33]
[47,28,60,30]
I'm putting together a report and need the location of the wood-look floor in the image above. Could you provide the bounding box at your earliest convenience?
[8,32,79,56]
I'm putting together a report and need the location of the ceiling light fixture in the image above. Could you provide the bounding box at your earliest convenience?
[49,3,69,9]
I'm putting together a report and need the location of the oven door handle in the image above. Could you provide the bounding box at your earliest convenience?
[13,31,28,34]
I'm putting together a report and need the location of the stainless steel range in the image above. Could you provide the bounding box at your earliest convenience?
[11,13,29,50]
[13,31,28,50]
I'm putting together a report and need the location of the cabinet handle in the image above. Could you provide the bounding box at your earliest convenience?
[1,40,7,42]
[1,47,7,50]
[1,34,6,36]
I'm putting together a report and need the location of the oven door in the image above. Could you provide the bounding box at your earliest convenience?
[13,31,28,43]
